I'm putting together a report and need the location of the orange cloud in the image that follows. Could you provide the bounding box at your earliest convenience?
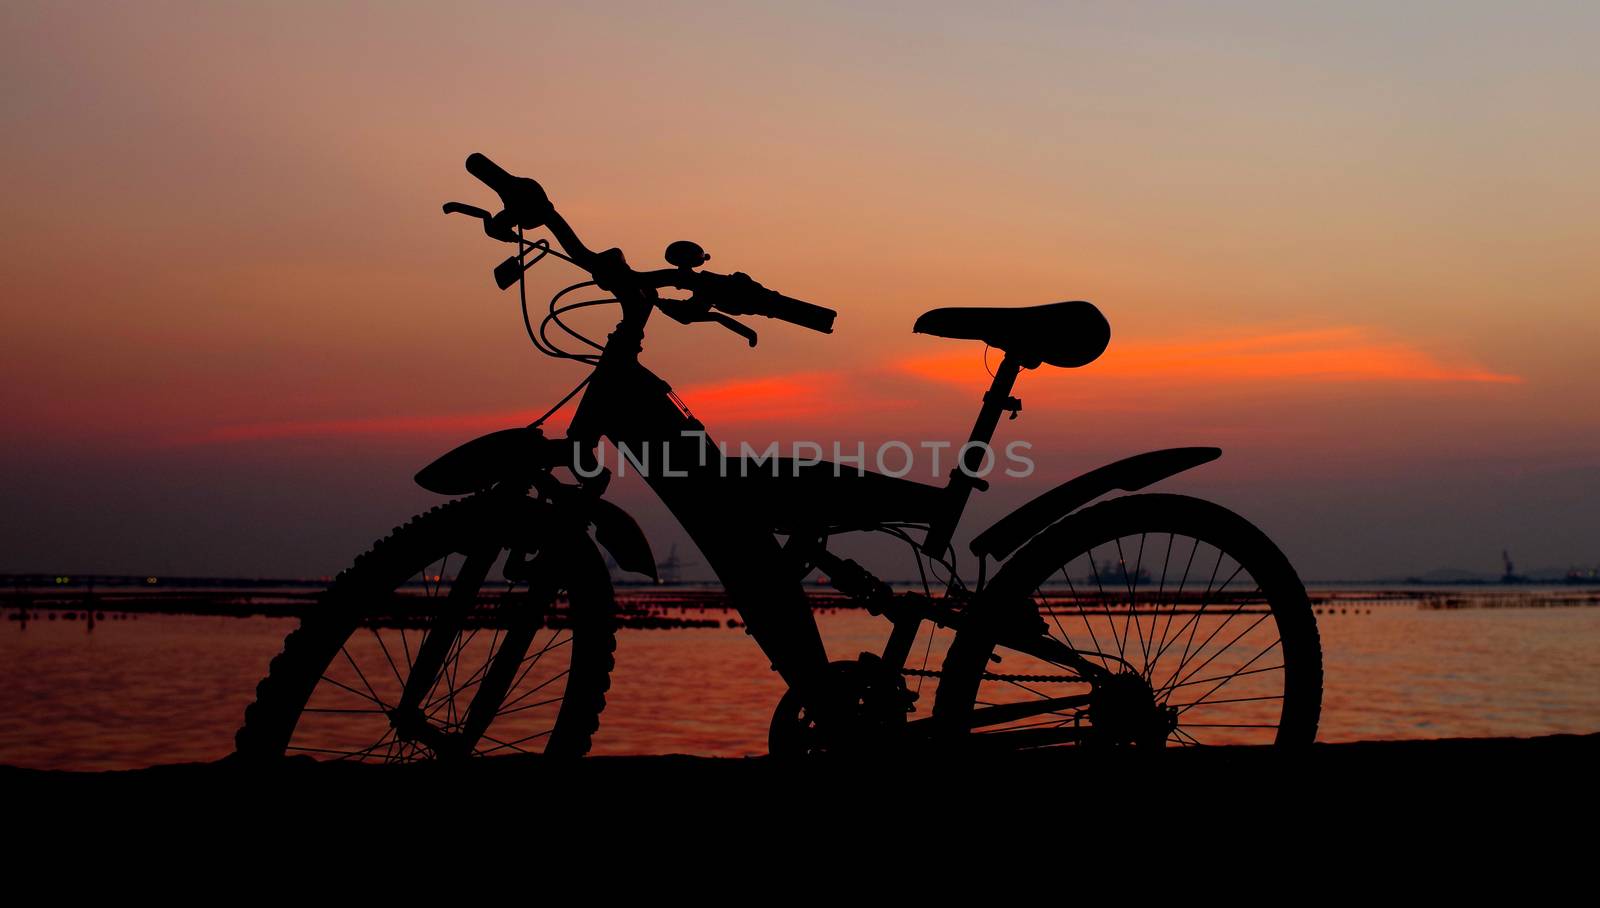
[671,372,853,425]
[170,409,550,445]
[169,327,1517,446]
[898,326,1522,386]
[172,372,865,445]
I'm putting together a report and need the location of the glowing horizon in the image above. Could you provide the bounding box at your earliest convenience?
[3,1,1597,579]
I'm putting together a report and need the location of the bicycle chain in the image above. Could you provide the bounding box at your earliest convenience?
[899,667,1086,684]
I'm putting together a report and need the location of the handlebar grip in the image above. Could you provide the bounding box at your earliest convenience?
[465,152,552,229]
[465,152,515,193]
[694,271,835,334]
[755,292,836,334]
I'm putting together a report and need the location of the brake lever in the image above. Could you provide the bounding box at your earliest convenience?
[708,312,758,347]
[443,201,492,219]
[442,201,525,244]
[657,299,758,347]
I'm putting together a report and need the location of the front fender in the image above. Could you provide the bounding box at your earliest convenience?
[415,428,657,580]
[415,427,549,495]
[970,447,1220,560]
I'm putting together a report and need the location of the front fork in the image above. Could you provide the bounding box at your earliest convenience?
[387,481,574,759]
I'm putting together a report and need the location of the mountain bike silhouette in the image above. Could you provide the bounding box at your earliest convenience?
[234,154,1322,761]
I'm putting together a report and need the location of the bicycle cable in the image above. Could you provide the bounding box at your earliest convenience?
[515,226,610,363]
[516,228,562,359]
[540,282,609,360]
[872,521,983,696]
[873,523,943,696]
[874,524,934,597]
[880,522,965,596]
[509,225,615,428]
[529,373,593,429]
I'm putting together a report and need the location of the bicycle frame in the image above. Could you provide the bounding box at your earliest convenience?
[547,273,1092,725]
[413,280,1239,741]
[562,283,840,700]
[230,155,1316,762]
[432,158,1236,739]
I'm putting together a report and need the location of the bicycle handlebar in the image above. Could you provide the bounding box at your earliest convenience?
[461,152,835,335]
[464,153,551,226]
[681,271,836,333]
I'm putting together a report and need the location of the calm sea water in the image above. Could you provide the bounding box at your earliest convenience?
[2,590,1598,770]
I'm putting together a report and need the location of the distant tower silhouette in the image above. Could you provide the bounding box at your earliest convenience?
[656,543,697,585]
[1501,549,1525,583]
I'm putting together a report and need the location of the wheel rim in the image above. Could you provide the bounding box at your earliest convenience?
[287,549,579,762]
[971,523,1306,747]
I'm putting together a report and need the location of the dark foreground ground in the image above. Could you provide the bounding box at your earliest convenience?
[3,736,1596,884]
[6,733,1597,811]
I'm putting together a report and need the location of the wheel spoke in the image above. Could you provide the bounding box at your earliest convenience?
[370,627,407,690]
[1173,693,1283,713]
[505,631,572,696]
[496,694,564,717]
[1180,723,1279,728]
[1165,661,1284,691]
[287,732,396,761]
[1149,558,1242,684]
[478,728,554,755]
[1115,534,1150,669]
[1151,535,1201,679]
[955,498,1320,750]
[1085,547,1125,661]
[422,624,505,715]
[500,666,570,712]
[1169,638,1283,713]
[339,644,391,711]
[1059,569,1110,673]
[1159,609,1271,699]
[1162,571,1252,690]
[241,505,613,763]
[318,671,387,708]
[1170,547,1226,680]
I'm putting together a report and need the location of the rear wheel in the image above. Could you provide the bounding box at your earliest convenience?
[235,493,616,762]
[934,494,1321,747]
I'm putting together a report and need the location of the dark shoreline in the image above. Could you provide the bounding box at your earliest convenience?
[8,585,1600,623]
[7,732,1597,783]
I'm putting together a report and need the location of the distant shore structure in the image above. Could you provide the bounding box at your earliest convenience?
[1502,549,1526,584]
[600,542,700,585]
[1498,549,1599,585]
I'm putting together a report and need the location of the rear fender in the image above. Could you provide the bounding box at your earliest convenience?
[971,447,1221,561]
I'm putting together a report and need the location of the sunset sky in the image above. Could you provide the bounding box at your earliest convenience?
[3,1,1597,580]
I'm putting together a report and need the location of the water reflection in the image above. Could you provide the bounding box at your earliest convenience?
[2,593,1598,769]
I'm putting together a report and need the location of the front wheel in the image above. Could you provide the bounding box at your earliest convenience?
[934,494,1322,747]
[235,493,617,762]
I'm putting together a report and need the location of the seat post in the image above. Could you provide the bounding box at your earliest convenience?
[922,355,1025,557]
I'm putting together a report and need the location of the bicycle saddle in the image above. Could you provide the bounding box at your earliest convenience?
[912,300,1110,368]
